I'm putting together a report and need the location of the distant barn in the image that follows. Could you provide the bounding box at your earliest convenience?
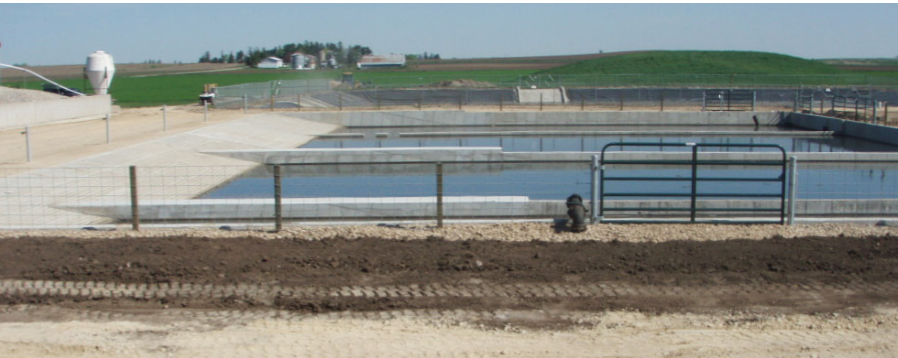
[357,54,406,69]
[258,57,284,69]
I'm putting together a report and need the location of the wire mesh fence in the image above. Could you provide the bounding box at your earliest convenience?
[796,167,898,201]
[213,79,333,109]
[212,82,896,122]
[0,167,131,229]
[0,161,896,230]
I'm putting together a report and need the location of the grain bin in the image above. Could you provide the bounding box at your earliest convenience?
[291,53,303,70]
[86,51,115,95]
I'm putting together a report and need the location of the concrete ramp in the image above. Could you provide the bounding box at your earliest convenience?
[515,87,568,104]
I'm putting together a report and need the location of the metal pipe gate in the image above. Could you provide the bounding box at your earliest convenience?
[597,142,787,224]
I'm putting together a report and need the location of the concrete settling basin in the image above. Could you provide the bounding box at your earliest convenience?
[67,111,898,224]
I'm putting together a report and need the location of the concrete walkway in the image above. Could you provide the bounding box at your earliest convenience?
[0,109,338,228]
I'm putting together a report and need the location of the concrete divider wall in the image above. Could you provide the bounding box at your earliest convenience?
[58,198,898,222]
[207,147,898,165]
[204,147,505,164]
[785,113,898,147]
[0,95,111,130]
[289,111,782,128]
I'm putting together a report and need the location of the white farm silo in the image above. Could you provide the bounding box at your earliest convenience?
[85,51,115,95]
[291,53,303,70]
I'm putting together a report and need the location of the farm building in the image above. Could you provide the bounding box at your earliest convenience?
[291,53,316,70]
[257,57,283,69]
[357,54,406,69]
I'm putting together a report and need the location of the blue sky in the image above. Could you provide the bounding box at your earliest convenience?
[1,3,897,66]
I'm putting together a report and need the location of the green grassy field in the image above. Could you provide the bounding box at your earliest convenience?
[4,51,898,108]
[2,68,536,107]
[543,51,848,75]
[535,51,898,88]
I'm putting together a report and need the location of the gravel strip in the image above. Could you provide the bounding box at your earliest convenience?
[0,223,895,242]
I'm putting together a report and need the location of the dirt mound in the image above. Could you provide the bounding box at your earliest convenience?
[431,79,496,88]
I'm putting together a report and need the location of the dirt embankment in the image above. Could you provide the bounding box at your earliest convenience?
[0,223,896,315]
[2,234,896,287]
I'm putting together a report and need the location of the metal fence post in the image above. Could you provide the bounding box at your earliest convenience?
[377,92,381,110]
[808,92,814,114]
[339,93,344,111]
[539,93,543,111]
[619,91,624,111]
[129,165,140,231]
[105,113,111,144]
[274,164,283,232]
[702,92,706,112]
[660,91,665,112]
[23,126,32,163]
[203,102,208,122]
[436,162,444,228]
[885,102,890,124]
[689,144,698,223]
[873,100,878,124]
[751,91,756,112]
[581,96,585,111]
[590,155,599,223]
[297,94,301,112]
[458,92,463,111]
[793,91,799,112]
[499,95,503,112]
[162,105,167,131]
[788,156,797,226]
[417,93,422,110]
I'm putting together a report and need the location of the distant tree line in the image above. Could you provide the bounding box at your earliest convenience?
[198,41,373,68]
[405,52,441,60]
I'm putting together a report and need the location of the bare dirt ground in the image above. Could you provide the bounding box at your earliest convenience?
[0,223,897,357]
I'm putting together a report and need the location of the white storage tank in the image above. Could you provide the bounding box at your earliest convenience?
[291,53,303,70]
[86,51,115,95]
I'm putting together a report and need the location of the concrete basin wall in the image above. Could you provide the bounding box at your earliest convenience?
[0,95,112,130]
[58,198,898,222]
[785,113,898,147]
[288,110,782,128]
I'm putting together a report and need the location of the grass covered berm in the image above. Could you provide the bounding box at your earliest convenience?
[543,51,850,75]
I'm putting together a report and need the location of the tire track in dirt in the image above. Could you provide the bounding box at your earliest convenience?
[2,279,896,314]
